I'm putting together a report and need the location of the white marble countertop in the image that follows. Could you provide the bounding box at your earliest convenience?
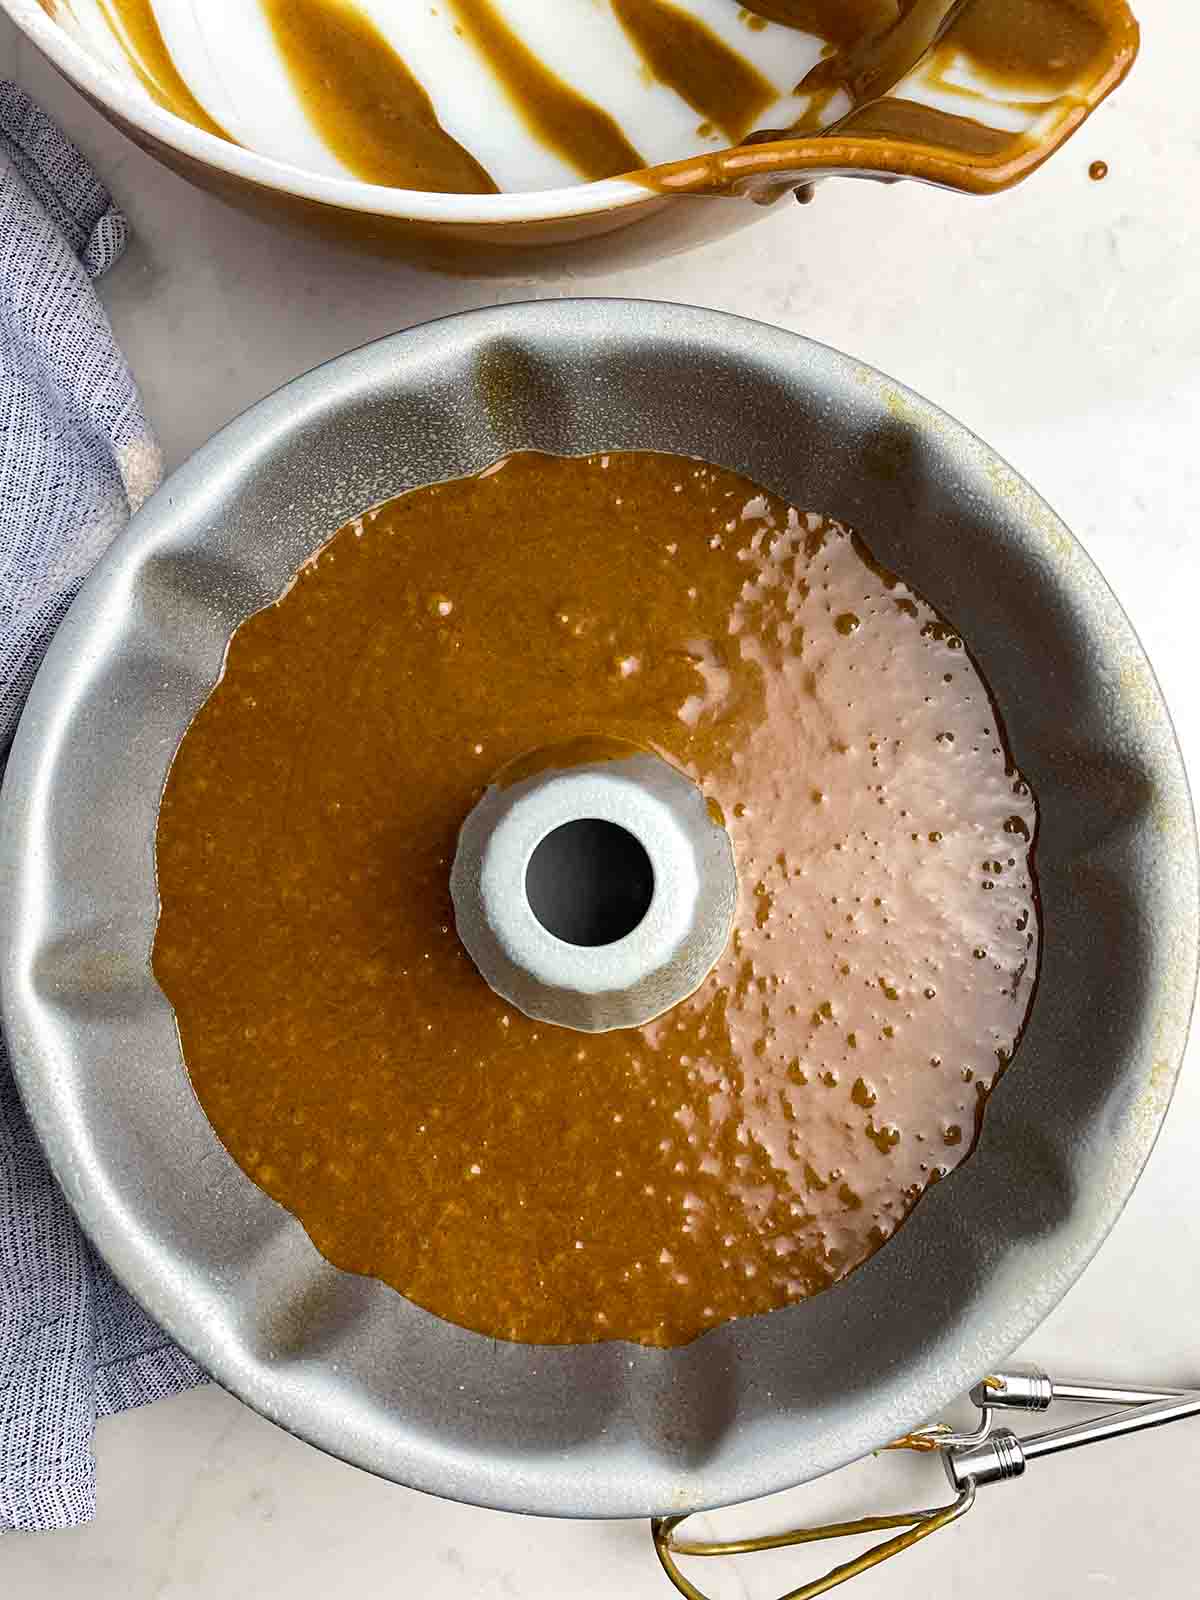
[4,12,1199,1598]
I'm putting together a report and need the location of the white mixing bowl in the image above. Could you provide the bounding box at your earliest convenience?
[4,0,1139,269]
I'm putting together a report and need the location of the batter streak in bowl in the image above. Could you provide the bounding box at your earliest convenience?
[153,450,1039,1347]
[67,0,1134,196]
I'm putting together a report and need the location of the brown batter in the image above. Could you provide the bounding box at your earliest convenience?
[96,0,233,142]
[447,0,646,182]
[154,451,1039,1347]
[261,0,498,192]
[612,0,776,145]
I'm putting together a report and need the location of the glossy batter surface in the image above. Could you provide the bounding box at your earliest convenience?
[154,452,1039,1346]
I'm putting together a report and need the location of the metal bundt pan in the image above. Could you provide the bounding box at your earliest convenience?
[1,301,1196,1518]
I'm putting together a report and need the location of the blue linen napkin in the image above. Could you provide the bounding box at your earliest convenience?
[1,82,206,1533]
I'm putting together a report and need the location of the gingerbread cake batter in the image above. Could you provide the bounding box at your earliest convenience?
[154,450,1039,1346]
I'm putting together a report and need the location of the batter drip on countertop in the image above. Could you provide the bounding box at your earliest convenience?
[153,450,1039,1346]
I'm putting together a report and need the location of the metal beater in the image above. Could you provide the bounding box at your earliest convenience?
[653,1367,1200,1600]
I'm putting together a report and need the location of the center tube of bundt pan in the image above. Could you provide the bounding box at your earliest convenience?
[450,738,738,1032]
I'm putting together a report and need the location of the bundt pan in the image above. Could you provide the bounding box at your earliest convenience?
[1,301,1196,1518]
[2,0,1139,270]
